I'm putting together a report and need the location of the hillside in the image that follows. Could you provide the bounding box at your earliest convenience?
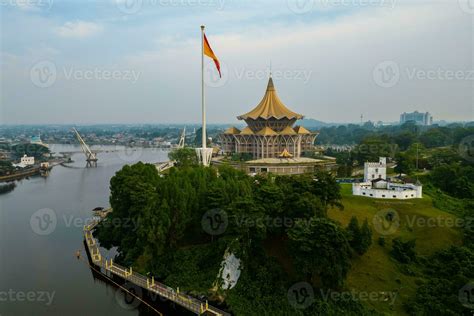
[328,184,463,315]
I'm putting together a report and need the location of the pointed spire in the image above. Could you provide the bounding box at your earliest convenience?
[237,75,303,120]
[267,76,275,91]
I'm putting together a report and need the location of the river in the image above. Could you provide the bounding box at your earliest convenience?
[0,145,172,316]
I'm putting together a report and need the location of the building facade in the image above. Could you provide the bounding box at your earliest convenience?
[364,157,387,181]
[353,157,422,199]
[400,111,433,126]
[220,77,317,159]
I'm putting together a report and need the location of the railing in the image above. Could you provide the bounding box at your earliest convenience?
[83,208,229,316]
[155,160,176,173]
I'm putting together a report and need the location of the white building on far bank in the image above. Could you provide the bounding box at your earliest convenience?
[353,157,422,199]
[13,155,35,168]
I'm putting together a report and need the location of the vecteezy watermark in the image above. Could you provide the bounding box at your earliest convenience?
[0,289,55,306]
[320,289,397,305]
[201,208,228,235]
[0,0,54,10]
[30,208,58,236]
[373,61,400,88]
[204,60,229,88]
[115,0,225,15]
[30,209,140,235]
[405,216,473,230]
[115,282,143,310]
[459,282,474,309]
[374,61,474,88]
[286,0,315,14]
[458,0,474,14]
[373,209,473,235]
[372,208,400,235]
[30,60,57,88]
[351,143,399,157]
[30,60,141,88]
[287,0,396,14]
[235,67,313,84]
[288,282,315,309]
[459,135,474,163]
[114,145,145,163]
[405,67,474,81]
[205,65,313,88]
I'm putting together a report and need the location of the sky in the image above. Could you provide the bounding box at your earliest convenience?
[0,0,473,124]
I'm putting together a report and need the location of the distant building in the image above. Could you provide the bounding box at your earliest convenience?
[364,157,387,181]
[30,135,49,148]
[220,77,317,159]
[13,155,35,168]
[218,77,325,175]
[400,111,433,126]
[353,157,422,199]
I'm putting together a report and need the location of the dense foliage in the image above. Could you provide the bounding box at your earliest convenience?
[96,160,378,315]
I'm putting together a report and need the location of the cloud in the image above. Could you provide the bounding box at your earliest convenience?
[55,21,103,38]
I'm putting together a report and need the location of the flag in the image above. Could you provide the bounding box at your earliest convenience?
[203,33,221,78]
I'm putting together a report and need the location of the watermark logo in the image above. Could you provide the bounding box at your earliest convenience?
[287,0,314,14]
[116,0,143,14]
[30,60,141,88]
[1,0,54,11]
[116,0,225,14]
[374,61,474,88]
[459,135,474,163]
[320,289,397,305]
[30,210,139,235]
[373,208,400,235]
[0,289,55,306]
[288,282,315,309]
[115,145,144,163]
[30,208,57,236]
[115,282,143,310]
[30,60,57,88]
[318,0,397,9]
[459,282,474,309]
[201,208,228,235]
[204,60,229,88]
[373,61,400,88]
[235,67,313,84]
[458,0,474,14]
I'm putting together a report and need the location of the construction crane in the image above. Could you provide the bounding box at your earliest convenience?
[178,126,186,149]
[72,127,98,167]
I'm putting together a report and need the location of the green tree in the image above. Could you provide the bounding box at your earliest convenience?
[288,217,352,288]
[391,238,417,263]
[346,217,372,255]
[168,147,198,167]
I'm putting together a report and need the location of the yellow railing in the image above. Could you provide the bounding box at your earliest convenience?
[83,208,228,316]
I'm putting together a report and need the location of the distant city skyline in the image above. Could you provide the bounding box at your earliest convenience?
[1,0,473,124]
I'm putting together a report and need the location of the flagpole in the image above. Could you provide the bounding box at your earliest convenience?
[201,25,206,150]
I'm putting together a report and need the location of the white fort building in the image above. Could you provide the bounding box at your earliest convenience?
[352,157,422,199]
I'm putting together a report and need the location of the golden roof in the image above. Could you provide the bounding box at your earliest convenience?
[279,148,293,158]
[237,77,304,121]
[280,126,297,135]
[239,126,254,135]
[224,126,241,134]
[256,126,278,136]
[294,126,311,134]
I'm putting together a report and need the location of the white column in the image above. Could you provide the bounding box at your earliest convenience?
[196,25,213,166]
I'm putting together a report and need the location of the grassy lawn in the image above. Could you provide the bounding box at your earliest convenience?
[328,184,462,315]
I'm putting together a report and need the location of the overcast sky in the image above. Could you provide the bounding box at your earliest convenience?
[0,0,473,124]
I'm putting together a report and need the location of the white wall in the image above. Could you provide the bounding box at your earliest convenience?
[364,157,387,182]
[352,182,422,199]
[20,155,35,166]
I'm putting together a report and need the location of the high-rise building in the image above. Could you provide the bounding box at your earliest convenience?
[400,111,433,126]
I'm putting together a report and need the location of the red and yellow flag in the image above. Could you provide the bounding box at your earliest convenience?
[203,33,221,78]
